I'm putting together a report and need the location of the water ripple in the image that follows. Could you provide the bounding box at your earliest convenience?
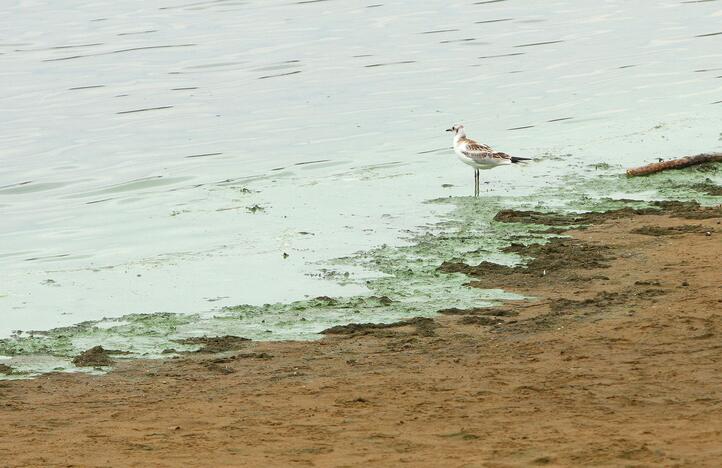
[258,70,302,79]
[475,18,513,24]
[116,106,174,114]
[364,60,416,68]
[43,44,197,62]
[478,52,525,59]
[513,40,565,48]
[68,85,105,91]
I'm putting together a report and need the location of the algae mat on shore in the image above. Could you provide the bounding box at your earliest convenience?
[1,171,720,378]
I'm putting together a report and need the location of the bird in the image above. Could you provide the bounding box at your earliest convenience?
[446,124,531,196]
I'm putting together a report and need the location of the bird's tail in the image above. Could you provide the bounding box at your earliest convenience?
[511,156,532,164]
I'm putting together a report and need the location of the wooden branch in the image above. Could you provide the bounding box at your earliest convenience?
[626,152,722,177]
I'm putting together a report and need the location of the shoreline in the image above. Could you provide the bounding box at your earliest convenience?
[1,201,721,466]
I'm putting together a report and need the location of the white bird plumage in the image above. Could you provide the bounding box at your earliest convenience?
[446,124,530,196]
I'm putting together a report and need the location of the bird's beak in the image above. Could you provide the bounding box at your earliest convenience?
[445,128,453,132]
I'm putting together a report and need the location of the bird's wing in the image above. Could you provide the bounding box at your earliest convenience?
[464,140,492,152]
[490,151,513,160]
[461,139,511,163]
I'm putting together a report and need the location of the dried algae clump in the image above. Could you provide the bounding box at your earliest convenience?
[322,317,437,337]
[72,346,115,367]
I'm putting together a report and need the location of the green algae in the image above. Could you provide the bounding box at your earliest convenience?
[0,197,533,376]
[563,165,722,207]
[0,313,200,358]
[691,181,722,196]
[1,166,720,378]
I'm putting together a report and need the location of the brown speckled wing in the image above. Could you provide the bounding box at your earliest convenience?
[491,151,512,160]
[463,140,492,152]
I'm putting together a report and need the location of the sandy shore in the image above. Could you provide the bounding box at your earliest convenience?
[1,202,721,467]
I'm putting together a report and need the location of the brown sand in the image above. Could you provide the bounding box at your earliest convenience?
[1,206,721,467]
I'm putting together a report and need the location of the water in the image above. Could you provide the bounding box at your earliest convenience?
[2,0,722,373]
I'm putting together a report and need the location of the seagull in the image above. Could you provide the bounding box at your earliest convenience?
[446,124,531,196]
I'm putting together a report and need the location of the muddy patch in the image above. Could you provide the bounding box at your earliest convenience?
[631,224,712,236]
[0,364,15,375]
[506,239,614,270]
[175,335,251,353]
[493,207,654,226]
[656,201,722,220]
[439,237,615,289]
[322,317,437,337]
[691,181,722,196]
[551,291,624,313]
[437,307,519,317]
[200,353,272,374]
[237,352,273,359]
[494,201,721,226]
[438,430,480,441]
[494,287,670,334]
[435,199,714,334]
[458,316,505,326]
[443,201,720,291]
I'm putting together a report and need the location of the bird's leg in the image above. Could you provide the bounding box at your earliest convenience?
[474,169,479,197]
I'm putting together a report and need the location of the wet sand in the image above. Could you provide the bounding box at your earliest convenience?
[1,202,721,467]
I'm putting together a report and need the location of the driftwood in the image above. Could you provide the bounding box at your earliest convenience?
[626,152,722,177]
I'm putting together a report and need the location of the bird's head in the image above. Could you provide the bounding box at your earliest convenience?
[445,124,466,137]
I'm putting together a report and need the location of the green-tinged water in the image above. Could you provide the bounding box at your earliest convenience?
[2,170,720,378]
